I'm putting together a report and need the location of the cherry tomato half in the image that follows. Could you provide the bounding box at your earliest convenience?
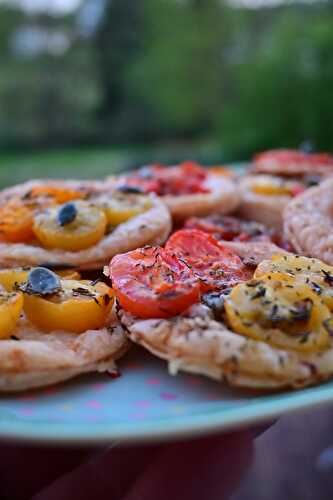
[0,200,34,243]
[184,215,278,243]
[254,149,333,168]
[165,229,249,291]
[110,246,200,318]
[29,186,84,204]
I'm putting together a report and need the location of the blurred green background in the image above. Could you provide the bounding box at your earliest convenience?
[0,0,332,184]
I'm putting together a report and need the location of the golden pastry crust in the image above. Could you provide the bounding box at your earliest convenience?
[0,315,129,392]
[284,178,333,265]
[120,306,332,390]
[219,240,289,266]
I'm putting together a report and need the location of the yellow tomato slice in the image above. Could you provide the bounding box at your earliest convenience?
[0,188,85,244]
[255,255,333,311]
[0,268,31,292]
[57,270,81,280]
[0,289,23,339]
[225,272,332,352]
[33,201,107,251]
[0,200,34,243]
[209,166,234,177]
[99,192,152,226]
[251,182,291,196]
[23,279,113,333]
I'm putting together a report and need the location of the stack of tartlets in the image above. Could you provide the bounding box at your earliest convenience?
[1,153,333,392]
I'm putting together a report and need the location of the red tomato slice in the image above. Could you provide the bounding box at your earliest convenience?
[184,215,287,248]
[184,216,239,240]
[254,150,306,165]
[110,246,200,319]
[308,153,333,166]
[255,149,333,167]
[184,215,273,242]
[165,229,249,291]
[290,184,305,197]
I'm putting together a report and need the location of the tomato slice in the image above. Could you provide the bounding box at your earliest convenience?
[184,216,289,249]
[119,161,209,196]
[29,186,84,204]
[255,149,333,168]
[289,184,305,197]
[309,153,333,166]
[0,200,34,243]
[184,215,278,243]
[165,229,250,291]
[0,186,86,244]
[110,246,200,318]
[23,279,113,333]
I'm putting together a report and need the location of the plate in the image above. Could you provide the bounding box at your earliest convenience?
[0,163,332,445]
[1,346,333,445]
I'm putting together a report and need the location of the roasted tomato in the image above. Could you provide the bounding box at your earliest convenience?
[255,255,333,312]
[98,192,152,226]
[225,272,332,353]
[184,215,277,243]
[207,166,234,177]
[255,149,333,168]
[57,270,81,280]
[250,176,305,197]
[33,201,107,251]
[119,161,209,196]
[309,153,333,166]
[251,183,290,197]
[0,186,85,244]
[109,246,200,318]
[28,186,84,205]
[0,287,23,339]
[0,200,34,243]
[23,278,113,333]
[165,229,250,292]
[0,268,31,291]
[289,185,305,197]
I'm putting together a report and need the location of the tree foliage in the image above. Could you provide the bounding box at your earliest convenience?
[0,1,332,158]
[218,7,333,157]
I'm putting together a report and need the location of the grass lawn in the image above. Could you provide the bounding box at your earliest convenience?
[0,148,133,188]
[0,142,239,188]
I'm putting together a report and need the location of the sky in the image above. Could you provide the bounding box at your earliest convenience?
[0,0,82,14]
[0,0,321,13]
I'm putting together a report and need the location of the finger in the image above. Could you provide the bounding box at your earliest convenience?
[33,431,253,500]
[33,444,162,500]
[0,443,99,500]
[124,431,254,500]
[250,419,277,439]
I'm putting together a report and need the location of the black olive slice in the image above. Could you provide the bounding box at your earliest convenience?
[19,267,61,296]
[57,203,77,226]
[116,185,144,194]
[137,166,153,179]
[202,292,226,317]
[39,262,76,271]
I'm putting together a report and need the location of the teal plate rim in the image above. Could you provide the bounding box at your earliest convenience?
[1,382,333,445]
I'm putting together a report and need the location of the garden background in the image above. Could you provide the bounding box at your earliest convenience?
[0,0,332,186]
